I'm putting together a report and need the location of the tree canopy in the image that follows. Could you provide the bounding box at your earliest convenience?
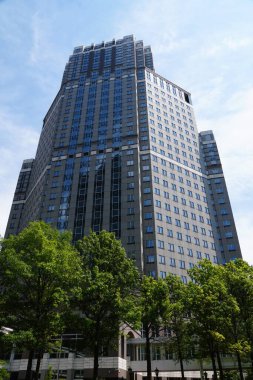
[0,221,82,380]
[76,230,140,380]
[1,222,253,380]
[138,275,169,380]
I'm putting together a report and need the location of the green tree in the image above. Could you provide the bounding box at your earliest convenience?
[0,368,9,380]
[76,230,140,380]
[188,260,238,380]
[165,274,192,380]
[0,221,82,380]
[223,259,253,378]
[138,276,169,380]
[44,365,53,380]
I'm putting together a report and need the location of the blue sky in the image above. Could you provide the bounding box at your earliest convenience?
[0,0,253,263]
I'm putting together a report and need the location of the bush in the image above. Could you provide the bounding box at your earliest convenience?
[0,368,10,380]
[223,370,240,380]
[245,370,253,380]
[44,366,53,380]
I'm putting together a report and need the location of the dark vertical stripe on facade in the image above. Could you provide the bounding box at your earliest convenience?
[99,48,105,75]
[111,46,116,73]
[109,154,121,238]
[91,161,105,232]
[73,173,89,242]
[87,51,94,78]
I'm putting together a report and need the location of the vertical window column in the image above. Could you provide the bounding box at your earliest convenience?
[92,156,106,232]
[110,153,121,238]
[73,157,90,241]
[57,158,75,231]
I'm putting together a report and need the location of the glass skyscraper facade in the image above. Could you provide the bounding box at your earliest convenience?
[5,35,242,279]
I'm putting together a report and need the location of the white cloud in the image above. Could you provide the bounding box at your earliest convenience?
[223,36,252,50]
[29,10,62,66]
[30,11,43,64]
[203,36,253,57]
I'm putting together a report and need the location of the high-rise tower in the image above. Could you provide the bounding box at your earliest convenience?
[199,130,241,263]
[5,35,242,278]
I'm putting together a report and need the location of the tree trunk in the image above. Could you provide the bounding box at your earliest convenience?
[34,351,43,380]
[199,357,204,380]
[236,352,244,380]
[209,348,217,380]
[231,317,243,380]
[245,326,253,372]
[25,350,34,380]
[216,349,224,380]
[178,349,185,380]
[145,326,152,380]
[176,336,185,380]
[93,342,99,380]
[250,349,253,373]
